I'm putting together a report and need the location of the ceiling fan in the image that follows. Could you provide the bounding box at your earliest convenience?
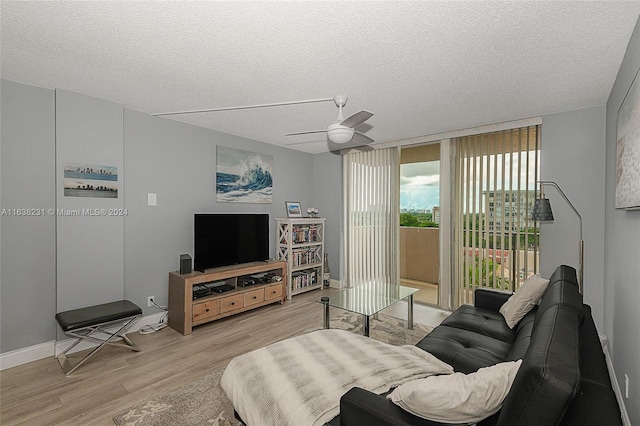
[151,94,374,152]
[285,95,375,150]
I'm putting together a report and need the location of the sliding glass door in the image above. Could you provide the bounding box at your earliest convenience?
[399,143,441,306]
[342,125,539,312]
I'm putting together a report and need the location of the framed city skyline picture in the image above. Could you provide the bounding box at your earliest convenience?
[63,162,118,198]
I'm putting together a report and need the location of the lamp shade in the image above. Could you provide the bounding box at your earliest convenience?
[531,198,554,221]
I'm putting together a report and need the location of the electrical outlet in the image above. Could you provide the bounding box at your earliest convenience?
[147,296,155,307]
[624,374,629,399]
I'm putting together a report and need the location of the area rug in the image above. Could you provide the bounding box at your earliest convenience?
[324,312,433,345]
[112,313,432,426]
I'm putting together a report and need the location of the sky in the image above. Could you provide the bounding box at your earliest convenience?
[400,161,440,211]
[400,151,539,212]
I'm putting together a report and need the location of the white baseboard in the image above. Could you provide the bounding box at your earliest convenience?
[329,278,344,289]
[0,311,167,371]
[0,341,56,371]
[600,334,631,426]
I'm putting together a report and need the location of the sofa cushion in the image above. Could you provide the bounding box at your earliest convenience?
[548,263,579,287]
[439,305,516,343]
[499,274,549,328]
[474,288,512,312]
[388,360,522,424]
[416,325,511,373]
[535,265,583,321]
[497,304,580,426]
[505,308,537,361]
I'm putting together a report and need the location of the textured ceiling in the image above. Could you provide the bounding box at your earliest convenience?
[2,1,640,154]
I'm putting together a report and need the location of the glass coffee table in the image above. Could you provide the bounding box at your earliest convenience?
[318,281,419,337]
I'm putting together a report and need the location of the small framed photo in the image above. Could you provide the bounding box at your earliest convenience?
[285,201,302,218]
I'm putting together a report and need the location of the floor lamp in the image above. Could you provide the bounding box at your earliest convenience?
[531,181,584,294]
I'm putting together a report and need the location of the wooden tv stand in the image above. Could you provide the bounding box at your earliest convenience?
[168,260,287,335]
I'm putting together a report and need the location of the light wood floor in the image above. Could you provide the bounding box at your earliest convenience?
[0,287,449,426]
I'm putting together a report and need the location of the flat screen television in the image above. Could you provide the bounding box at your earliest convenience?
[194,213,270,272]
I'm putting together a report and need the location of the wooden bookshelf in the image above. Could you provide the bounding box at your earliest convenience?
[276,218,325,299]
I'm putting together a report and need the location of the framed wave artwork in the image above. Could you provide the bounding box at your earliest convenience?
[216,146,273,203]
[616,66,640,210]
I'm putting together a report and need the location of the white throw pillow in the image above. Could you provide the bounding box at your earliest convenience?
[388,360,522,424]
[499,274,550,328]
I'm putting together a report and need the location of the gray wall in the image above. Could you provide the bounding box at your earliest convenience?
[540,106,607,329]
[0,81,333,354]
[605,17,640,424]
[0,80,56,352]
[55,90,125,317]
[123,109,319,312]
[312,152,343,280]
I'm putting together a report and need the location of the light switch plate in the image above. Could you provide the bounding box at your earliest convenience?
[148,193,157,206]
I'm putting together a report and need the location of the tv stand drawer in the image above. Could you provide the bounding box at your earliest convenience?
[193,300,220,322]
[244,288,265,306]
[265,284,283,301]
[220,294,244,313]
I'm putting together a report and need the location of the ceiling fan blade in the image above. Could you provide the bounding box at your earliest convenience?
[352,131,374,145]
[329,142,375,154]
[151,97,333,117]
[284,140,327,146]
[328,136,375,153]
[285,130,327,136]
[340,110,373,128]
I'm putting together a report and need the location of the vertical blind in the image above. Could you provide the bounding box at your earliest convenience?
[453,126,540,306]
[344,147,400,287]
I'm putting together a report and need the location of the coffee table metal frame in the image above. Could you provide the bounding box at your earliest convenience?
[319,281,419,337]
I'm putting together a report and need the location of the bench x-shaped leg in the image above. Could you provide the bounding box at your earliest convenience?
[57,315,141,376]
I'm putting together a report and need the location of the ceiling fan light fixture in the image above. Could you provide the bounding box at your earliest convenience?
[327,124,355,144]
[283,95,373,150]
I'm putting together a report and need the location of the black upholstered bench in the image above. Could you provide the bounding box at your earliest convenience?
[55,300,142,375]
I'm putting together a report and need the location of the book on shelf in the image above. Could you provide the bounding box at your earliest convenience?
[291,269,318,290]
[292,224,320,243]
[292,247,321,267]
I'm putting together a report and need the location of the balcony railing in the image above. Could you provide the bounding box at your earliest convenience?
[400,226,439,283]
[400,226,539,306]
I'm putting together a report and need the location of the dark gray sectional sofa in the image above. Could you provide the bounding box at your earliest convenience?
[332,265,623,426]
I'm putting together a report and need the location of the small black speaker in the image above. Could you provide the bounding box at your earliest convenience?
[180,254,192,274]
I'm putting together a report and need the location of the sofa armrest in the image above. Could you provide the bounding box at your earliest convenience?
[338,387,454,426]
[474,288,512,312]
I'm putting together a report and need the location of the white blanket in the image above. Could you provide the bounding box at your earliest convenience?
[221,329,453,426]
